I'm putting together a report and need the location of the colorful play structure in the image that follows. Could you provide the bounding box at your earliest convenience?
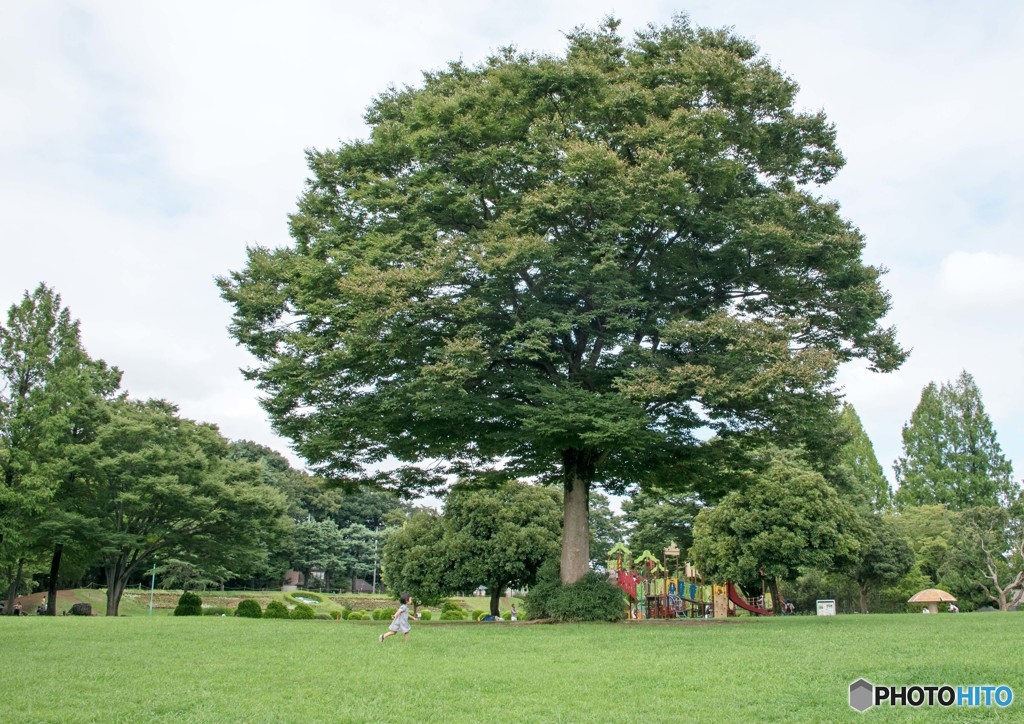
[606,543,775,619]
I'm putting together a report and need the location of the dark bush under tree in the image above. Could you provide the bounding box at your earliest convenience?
[173,591,203,617]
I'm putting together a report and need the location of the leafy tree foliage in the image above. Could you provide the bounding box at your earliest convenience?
[689,448,862,612]
[87,399,289,615]
[834,404,891,511]
[847,514,914,613]
[892,504,956,586]
[380,509,448,608]
[588,492,625,566]
[622,489,703,559]
[220,16,905,584]
[942,503,1024,611]
[290,519,347,590]
[895,371,1016,510]
[229,441,407,530]
[0,284,120,614]
[443,482,562,614]
[382,482,562,613]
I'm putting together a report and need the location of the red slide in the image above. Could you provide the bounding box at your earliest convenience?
[727,582,773,616]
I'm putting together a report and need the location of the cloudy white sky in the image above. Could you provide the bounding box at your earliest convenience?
[3,1,1022,488]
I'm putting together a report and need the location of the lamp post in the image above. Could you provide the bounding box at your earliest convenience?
[372,524,380,594]
[148,563,157,617]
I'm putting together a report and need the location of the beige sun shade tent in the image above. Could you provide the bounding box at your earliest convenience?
[908,588,957,614]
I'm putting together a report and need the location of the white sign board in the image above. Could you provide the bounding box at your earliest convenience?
[816,599,836,616]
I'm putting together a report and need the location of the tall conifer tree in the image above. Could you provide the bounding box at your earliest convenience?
[895,371,1015,510]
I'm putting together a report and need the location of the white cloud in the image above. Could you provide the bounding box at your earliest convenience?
[937,251,1024,307]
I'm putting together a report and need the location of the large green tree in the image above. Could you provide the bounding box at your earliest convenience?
[0,284,120,614]
[895,371,1016,510]
[220,16,904,584]
[382,482,562,613]
[380,509,448,608]
[848,513,914,613]
[689,447,863,613]
[87,399,289,615]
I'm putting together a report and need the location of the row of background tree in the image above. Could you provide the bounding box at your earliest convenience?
[0,284,417,615]
[3,284,1020,616]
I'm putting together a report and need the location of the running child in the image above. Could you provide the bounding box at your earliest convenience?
[379,594,414,643]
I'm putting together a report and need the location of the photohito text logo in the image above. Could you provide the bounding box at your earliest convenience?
[849,679,1013,712]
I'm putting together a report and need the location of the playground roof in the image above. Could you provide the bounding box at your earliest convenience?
[907,588,957,604]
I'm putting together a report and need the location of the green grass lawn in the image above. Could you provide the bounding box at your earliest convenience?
[1,613,1020,722]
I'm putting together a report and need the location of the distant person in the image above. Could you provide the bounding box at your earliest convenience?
[510,603,518,621]
[783,600,796,616]
[13,601,22,616]
[921,607,930,614]
[379,593,414,644]
[948,603,959,613]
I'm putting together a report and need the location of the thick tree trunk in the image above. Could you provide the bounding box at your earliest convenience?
[859,582,870,614]
[3,558,25,615]
[767,578,783,615]
[46,543,63,616]
[104,559,130,616]
[489,587,501,617]
[106,578,127,616]
[560,450,595,585]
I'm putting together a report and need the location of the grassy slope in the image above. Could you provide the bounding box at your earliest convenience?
[1,614,1020,722]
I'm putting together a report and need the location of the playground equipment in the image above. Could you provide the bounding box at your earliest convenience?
[607,544,711,619]
[608,544,775,619]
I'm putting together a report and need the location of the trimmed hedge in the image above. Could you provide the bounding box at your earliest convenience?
[264,601,290,619]
[471,610,486,621]
[439,610,466,621]
[418,610,432,621]
[235,600,262,619]
[291,603,316,619]
[173,592,203,617]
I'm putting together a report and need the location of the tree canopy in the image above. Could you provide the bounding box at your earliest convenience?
[382,481,561,613]
[895,371,1016,510]
[219,15,905,583]
[689,447,863,612]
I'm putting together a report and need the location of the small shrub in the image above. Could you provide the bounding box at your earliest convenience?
[440,610,466,621]
[291,603,316,619]
[381,608,396,619]
[418,610,432,621]
[441,600,463,613]
[329,610,341,621]
[544,573,626,622]
[316,613,332,620]
[203,606,234,617]
[471,609,486,621]
[173,591,203,617]
[371,609,385,620]
[340,607,352,619]
[264,601,290,619]
[235,600,262,619]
